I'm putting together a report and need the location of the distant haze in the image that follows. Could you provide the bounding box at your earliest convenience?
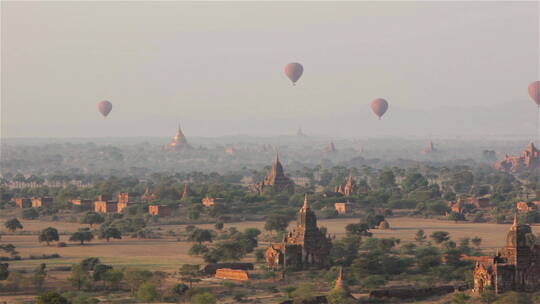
[1,1,539,139]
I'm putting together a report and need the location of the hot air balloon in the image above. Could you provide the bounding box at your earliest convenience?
[285,63,303,85]
[528,81,540,106]
[98,100,112,118]
[371,98,388,120]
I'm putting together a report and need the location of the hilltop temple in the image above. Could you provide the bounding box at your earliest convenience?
[472,214,540,294]
[495,143,540,173]
[265,195,333,270]
[163,123,192,151]
[252,154,295,194]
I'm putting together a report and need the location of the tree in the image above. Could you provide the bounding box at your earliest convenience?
[472,236,482,248]
[187,228,213,244]
[430,231,450,244]
[345,223,371,237]
[69,264,90,290]
[0,263,8,280]
[191,292,217,304]
[69,228,94,245]
[36,292,69,304]
[264,214,291,232]
[22,208,39,220]
[179,264,201,288]
[401,173,428,192]
[214,222,224,231]
[39,227,59,246]
[102,269,123,290]
[136,282,160,302]
[326,288,357,304]
[81,212,105,227]
[189,244,209,256]
[0,244,18,257]
[4,218,23,232]
[33,263,47,291]
[415,229,427,243]
[452,292,470,304]
[171,283,189,297]
[291,283,316,303]
[244,227,261,239]
[377,170,396,189]
[92,264,113,281]
[123,268,153,295]
[99,227,122,242]
[448,212,466,223]
[80,257,101,271]
[415,246,441,271]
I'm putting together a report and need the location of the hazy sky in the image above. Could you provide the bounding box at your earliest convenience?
[2,1,539,139]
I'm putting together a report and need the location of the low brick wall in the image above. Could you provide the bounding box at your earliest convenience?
[215,268,249,281]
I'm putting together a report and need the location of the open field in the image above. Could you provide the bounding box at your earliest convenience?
[2,216,538,272]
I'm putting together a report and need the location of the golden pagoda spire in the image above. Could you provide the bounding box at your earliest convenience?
[303,194,309,210]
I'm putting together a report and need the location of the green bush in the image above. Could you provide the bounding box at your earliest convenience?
[136,282,160,302]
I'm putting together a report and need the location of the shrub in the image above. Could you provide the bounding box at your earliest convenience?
[136,282,160,302]
[191,292,217,304]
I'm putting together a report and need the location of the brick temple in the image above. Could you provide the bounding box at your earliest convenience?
[252,154,295,194]
[495,143,540,173]
[473,214,540,294]
[265,195,332,270]
[335,176,358,197]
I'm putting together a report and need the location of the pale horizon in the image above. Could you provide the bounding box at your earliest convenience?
[2,1,539,139]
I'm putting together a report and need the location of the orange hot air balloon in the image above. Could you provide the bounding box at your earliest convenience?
[528,81,540,106]
[371,98,389,120]
[285,63,303,85]
[98,100,112,118]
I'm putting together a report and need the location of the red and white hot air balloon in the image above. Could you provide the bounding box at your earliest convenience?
[528,81,540,107]
[285,63,303,85]
[98,100,113,118]
[371,98,389,120]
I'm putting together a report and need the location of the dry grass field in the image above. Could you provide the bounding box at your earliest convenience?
[1,216,539,303]
[2,216,538,272]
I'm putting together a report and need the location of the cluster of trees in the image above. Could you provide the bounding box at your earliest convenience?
[185,225,261,263]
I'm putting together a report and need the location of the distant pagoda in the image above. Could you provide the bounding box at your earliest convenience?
[252,153,295,194]
[421,141,437,154]
[325,141,337,153]
[297,127,307,137]
[163,123,192,151]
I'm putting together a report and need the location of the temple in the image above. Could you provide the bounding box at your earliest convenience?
[252,154,295,194]
[495,143,540,173]
[325,142,336,153]
[297,127,307,137]
[265,195,332,270]
[472,214,540,294]
[163,123,192,151]
[421,141,437,154]
[335,176,358,197]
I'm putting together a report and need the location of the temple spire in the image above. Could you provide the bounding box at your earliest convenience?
[334,267,351,294]
[303,194,309,210]
[513,212,518,227]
